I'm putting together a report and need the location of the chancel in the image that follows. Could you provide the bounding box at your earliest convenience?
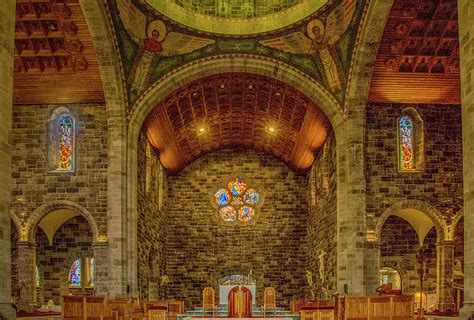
[0,0,473,320]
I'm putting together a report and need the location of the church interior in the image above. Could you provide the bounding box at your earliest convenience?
[0,0,473,319]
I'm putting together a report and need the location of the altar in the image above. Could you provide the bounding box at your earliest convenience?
[219,284,256,305]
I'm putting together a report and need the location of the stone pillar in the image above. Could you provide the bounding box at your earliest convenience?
[458,0,474,319]
[17,242,37,312]
[436,240,455,312]
[0,0,17,318]
[365,241,381,295]
[92,242,110,297]
[335,118,367,295]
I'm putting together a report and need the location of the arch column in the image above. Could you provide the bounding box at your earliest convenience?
[92,242,110,296]
[16,241,37,312]
[0,0,17,318]
[335,116,367,295]
[459,1,474,318]
[365,241,381,295]
[436,240,455,312]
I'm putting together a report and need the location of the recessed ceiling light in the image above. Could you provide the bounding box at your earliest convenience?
[265,126,277,135]
[197,127,207,136]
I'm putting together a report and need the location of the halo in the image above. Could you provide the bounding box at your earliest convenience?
[307,19,325,39]
[147,19,167,41]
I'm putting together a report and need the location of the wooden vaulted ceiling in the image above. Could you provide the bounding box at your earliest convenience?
[369,0,460,104]
[13,0,104,105]
[143,73,332,174]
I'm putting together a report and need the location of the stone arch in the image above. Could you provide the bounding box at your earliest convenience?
[9,212,24,241]
[447,208,463,240]
[379,261,410,295]
[79,0,128,295]
[374,199,445,242]
[26,200,100,244]
[126,55,346,294]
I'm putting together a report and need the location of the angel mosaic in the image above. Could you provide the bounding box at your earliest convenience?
[259,0,356,93]
[117,0,215,97]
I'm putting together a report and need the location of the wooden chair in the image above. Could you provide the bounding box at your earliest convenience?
[344,297,368,320]
[391,295,414,320]
[203,287,217,317]
[261,287,276,316]
[167,300,184,320]
[84,296,104,320]
[103,296,128,320]
[143,301,168,320]
[228,286,252,317]
[369,296,391,320]
[62,295,85,320]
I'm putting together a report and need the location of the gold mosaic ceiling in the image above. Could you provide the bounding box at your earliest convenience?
[144,0,329,35]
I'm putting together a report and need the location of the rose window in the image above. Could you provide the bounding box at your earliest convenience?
[213,178,262,224]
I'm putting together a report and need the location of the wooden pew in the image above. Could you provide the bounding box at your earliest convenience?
[369,296,392,320]
[62,295,85,320]
[391,295,414,320]
[84,296,104,320]
[345,297,369,320]
[339,295,414,320]
[167,300,184,320]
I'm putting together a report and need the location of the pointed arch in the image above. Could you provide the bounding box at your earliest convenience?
[48,107,76,172]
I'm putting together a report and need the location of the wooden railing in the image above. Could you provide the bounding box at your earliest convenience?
[62,296,183,320]
[336,295,414,320]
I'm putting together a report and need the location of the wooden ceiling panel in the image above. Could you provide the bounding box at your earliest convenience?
[143,73,332,174]
[13,0,104,105]
[368,0,460,104]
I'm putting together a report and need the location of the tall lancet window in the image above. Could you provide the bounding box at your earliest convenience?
[58,114,74,171]
[398,108,424,172]
[399,115,414,171]
[48,107,76,172]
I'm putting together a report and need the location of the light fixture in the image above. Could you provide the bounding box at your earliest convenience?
[197,126,207,136]
[265,126,277,135]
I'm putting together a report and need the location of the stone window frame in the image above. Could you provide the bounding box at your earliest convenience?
[211,175,265,226]
[47,106,77,173]
[397,107,425,172]
[67,256,95,289]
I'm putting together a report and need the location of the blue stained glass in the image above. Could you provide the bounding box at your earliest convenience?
[219,206,237,223]
[399,115,414,170]
[228,178,247,196]
[69,258,81,286]
[90,257,95,286]
[215,189,230,206]
[244,188,260,205]
[238,206,255,223]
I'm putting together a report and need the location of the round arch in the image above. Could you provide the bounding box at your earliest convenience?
[374,199,446,242]
[10,212,24,241]
[126,54,345,294]
[26,200,100,244]
[379,261,410,295]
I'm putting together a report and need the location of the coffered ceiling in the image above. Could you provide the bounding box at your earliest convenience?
[143,73,331,174]
[368,0,460,104]
[13,0,104,105]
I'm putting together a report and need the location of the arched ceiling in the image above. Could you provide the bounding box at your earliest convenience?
[143,0,329,35]
[368,0,460,104]
[143,73,332,174]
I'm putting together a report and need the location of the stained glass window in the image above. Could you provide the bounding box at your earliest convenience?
[213,178,262,224]
[35,265,40,287]
[69,258,81,286]
[399,115,415,171]
[89,257,95,287]
[57,114,74,171]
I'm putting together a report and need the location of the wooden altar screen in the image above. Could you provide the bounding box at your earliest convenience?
[228,286,252,317]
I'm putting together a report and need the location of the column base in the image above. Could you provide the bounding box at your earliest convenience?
[459,303,474,320]
[0,302,17,320]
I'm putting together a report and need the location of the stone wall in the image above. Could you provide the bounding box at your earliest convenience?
[36,215,93,304]
[379,216,437,296]
[306,133,337,296]
[366,103,463,218]
[166,149,308,308]
[137,131,168,300]
[11,104,108,234]
[11,221,19,303]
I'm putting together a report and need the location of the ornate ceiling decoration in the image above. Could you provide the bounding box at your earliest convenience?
[368,0,460,104]
[143,73,331,174]
[13,0,104,104]
[142,0,329,35]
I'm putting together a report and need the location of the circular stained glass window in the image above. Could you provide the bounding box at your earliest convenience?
[213,177,262,224]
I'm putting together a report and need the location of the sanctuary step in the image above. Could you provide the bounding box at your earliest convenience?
[179,305,299,320]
